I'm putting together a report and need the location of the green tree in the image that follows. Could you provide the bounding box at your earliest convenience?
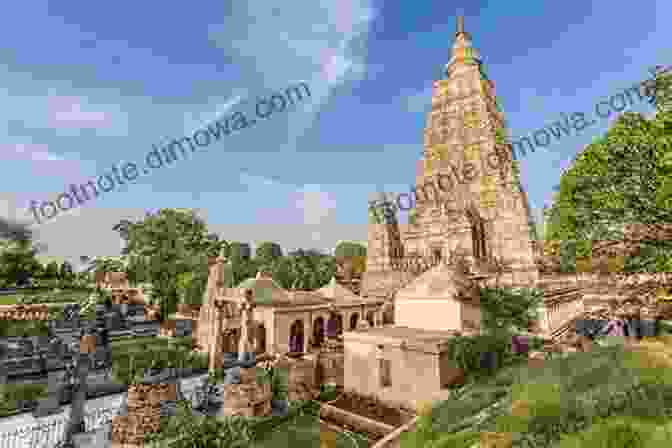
[59,261,74,284]
[113,209,225,321]
[44,261,60,280]
[0,241,42,286]
[479,287,544,335]
[254,241,282,268]
[546,68,672,273]
[227,241,251,260]
[334,241,367,258]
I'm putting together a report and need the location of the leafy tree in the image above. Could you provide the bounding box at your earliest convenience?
[265,250,335,290]
[227,242,251,260]
[0,218,43,287]
[479,287,544,335]
[546,67,672,273]
[0,239,41,286]
[0,217,32,241]
[81,256,125,283]
[334,241,367,281]
[176,264,209,306]
[113,209,225,321]
[43,261,61,280]
[269,256,294,289]
[254,241,282,268]
[59,261,74,284]
[334,241,367,258]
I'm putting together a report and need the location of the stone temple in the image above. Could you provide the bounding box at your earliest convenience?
[363,16,539,300]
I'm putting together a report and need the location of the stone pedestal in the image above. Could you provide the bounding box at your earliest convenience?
[111,384,163,446]
[316,349,344,387]
[217,367,272,417]
[277,356,317,402]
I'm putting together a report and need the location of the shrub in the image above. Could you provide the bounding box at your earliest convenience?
[0,383,48,414]
[479,287,544,334]
[444,333,511,374]
[317,384,339,402]
[145,400,254,448]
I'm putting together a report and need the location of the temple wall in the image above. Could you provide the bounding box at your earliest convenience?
[394,298,461,332]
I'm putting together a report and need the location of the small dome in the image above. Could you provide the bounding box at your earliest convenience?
[236,275,290,305]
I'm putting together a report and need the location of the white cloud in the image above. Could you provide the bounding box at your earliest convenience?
[295,185,338,226]
[7,143,64,162]
[0,80,129,136]
[47,94,117,130]
[207,0,377,152]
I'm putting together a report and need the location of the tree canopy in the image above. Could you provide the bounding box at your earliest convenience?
[113,209,226,320]
[545,68,672,273]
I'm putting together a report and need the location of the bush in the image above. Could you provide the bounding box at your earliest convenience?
[479,287,544,334]
[0,383,48,415]
[444,333,511,374]
[145,400,254,448]
[317,383,338,402]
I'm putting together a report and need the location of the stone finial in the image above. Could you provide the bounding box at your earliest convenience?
[457,15,464,34]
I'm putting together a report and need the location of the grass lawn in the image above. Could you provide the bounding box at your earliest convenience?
[404,337,672,448]
[111,336,192,354]
[0,289,90,305]
[253,413,370,448]
[111,335,170,348]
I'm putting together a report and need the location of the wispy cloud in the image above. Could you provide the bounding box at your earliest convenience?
[7,143,65,162]
[46,94,117,130]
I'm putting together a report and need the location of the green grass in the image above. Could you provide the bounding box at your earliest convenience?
[0,289,90,305]
[554,417,672,448]
[252,413,370,448]
[404,341,672,448]
[111,336,170,348]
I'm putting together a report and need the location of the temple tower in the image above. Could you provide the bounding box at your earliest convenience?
[412,16,538,286]
[363,16,539,297]
[366,192,404,272]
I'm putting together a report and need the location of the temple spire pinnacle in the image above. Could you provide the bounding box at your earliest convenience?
[445,14,481,76]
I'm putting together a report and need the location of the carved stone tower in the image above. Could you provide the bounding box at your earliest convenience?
[411,16,538,286]
[363,16,539,296]
[367,192,405,272]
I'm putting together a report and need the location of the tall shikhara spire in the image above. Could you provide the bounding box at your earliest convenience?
[363,16,539,296]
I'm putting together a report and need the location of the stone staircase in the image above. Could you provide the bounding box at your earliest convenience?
[538,284,585,341]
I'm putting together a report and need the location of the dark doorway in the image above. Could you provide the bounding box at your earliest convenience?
[366,311,375,327]
[349,313,359,330]
[289,320,304,353]
[312,317,325,347]
[257,324,266,354]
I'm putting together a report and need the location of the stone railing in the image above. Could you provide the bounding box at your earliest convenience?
[539,286,585,339]
[390,254,442,275]
[0,402,117,448]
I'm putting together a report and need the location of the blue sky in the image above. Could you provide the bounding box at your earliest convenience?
[1,0,669,267]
